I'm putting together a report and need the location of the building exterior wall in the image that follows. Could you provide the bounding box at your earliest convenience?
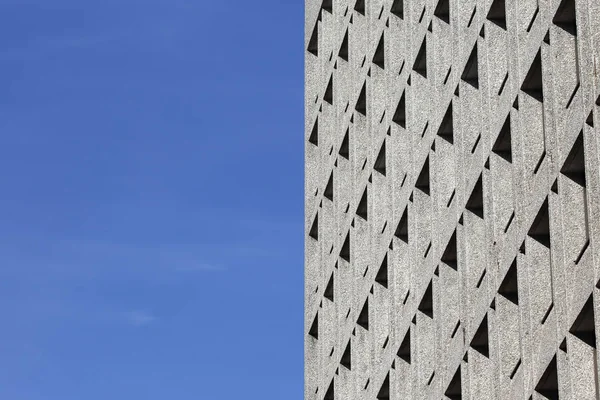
[305,0,600,398]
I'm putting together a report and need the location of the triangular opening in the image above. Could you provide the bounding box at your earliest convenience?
[570,295,596,348]
[434,0,450,23]
[395,207,408,243]
[374,140,386,175]
[445,366,462,400]
[441,230,457,270]
[466,175,484,218]
[461,43,479,89]
[324,171,334,201]
[308,23,319,57]
[413,37,427,78]
[324,273,334,302]
[356,82,367,116]
[528,198,550,248]
[416,156,430,195]
[392,91,406,128]
[418,6,426,23]
[553,0,577,35]
[418,281,433,318]
[341,340,352,370]
[560,131,586,187]
[357,298,369,330]
[391,0,404,19]
[339,128,349,159]
[309,117,319,146]
[354,0,365,15]
[340,231,350,262]
[324,379,334,400]
[560,338,567,352]
[324,75,333,104]
[551,179,559,194]
[376,254,388,288]
[309,312,319,339]
[437,101,454,143]
[322,0,332,13]
[470,314,489,357]
[587,111,594,127]
[377,373,390,400]
[397,328,411,363]
[486,0,506,29]
[535,356,558,400]
[492,114,512,163]
[357,187,368,220]
[498,258,519,305]
[373,33,385,69]
[521,49,544,102]
[309,213,319,240]
[339,29,349,61]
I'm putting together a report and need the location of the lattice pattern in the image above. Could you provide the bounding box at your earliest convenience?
[305,0,600,399]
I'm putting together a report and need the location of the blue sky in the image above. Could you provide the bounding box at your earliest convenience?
[0,1,303,398]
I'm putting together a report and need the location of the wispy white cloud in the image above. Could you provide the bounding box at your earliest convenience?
[124,310,156,327]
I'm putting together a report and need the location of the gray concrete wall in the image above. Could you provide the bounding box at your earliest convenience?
[305,0,600,399]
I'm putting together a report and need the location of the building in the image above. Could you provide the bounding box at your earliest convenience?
[304,0,600,398]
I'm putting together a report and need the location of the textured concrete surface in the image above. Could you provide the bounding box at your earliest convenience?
[305,0,600,398]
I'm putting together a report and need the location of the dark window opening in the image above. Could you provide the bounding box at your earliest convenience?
[309,213,319,240]
[413,37,427,78]
[415,156,430,195]
[437,101,454,143]
[528,198,550,248]
[442,230,457,270]
[470,314,489,357]
[553,0,577,35]
[521,49,544,102]
[492,114,512,163]
[445,366,462,399]
[466,175,484,218]
[434,0,450,23]
[375,254,388,288]
[498,258,519,305]
[373,33,385,69]
[374,140,386,175]
[535,356,558,400]
[395,207,409,243]
[357,298,369,330]
[418,281,433,318]
[461,43,479,88]
[570,295,596,348]
[392,91,406,128]
[487,0,506,29]
[560,131,586,187]
[357,187,368,220]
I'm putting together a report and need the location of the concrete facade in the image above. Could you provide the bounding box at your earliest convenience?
[305,0,600,398]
